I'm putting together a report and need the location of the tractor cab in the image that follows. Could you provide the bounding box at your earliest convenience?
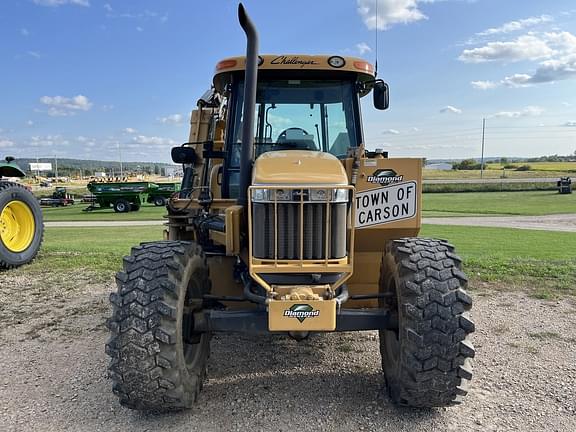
[212,55,388,198]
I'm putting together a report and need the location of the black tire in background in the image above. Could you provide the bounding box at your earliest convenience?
[113,199,130,213]
[0,181,44,269]
[130,203,140,211]
[379,238,475,407]
[106,241,211,412]
[153,196,166,206]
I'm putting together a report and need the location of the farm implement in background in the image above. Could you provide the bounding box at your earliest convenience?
[84,181,180,212]
[39,187,76,207]
[84,181,158,213]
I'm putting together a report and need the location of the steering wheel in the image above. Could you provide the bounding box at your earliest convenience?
[277,127,310,142]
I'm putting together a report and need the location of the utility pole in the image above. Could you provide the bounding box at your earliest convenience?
[480,118,486,179]
[118,142,124,178]
[54,155,59,180]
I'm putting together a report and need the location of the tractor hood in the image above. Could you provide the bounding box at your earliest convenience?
[0,159,26,178]
[252,150,349,185]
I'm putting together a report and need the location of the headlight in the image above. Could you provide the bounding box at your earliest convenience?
[251,188,269,202]
[275,189,291,201]
[251,187,349,202]
[310,188,328,201]
[333,188,349,203]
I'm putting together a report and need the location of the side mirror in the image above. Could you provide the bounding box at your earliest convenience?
[373,80,389,110]
[171,146,199,165]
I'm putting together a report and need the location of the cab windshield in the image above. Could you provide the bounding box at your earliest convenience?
[224,79,361,197]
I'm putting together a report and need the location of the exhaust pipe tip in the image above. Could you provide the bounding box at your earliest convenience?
[238,2,248,26]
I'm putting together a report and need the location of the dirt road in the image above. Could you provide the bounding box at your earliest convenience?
[45,213,576,232]
[424,213,576,232]
[0,272,575,432]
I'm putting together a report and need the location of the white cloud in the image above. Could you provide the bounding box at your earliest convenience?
[131,135,176,146]
[471,80,498,90]
[490,105,544,118]
[26,120,34,127]
[357,0,427,31]
[476,15,553,37]
[465,31,576,87]
[382,128,400,135]
[459,35,555,63]
[123,127,137,134]
[27,51,41,59]
[104,6,167,23]
[440,105,462,114]
[268,113,293,127]
[33,0,90,6]
[136,26,144,32]
[0,139,15,148]
[562,121,576,127]
[29,135,69,147]
[20,28,30,36]
[75,135,97,146]
[158,114,185,125]
[40,94,93,116]
[356,42,372,55]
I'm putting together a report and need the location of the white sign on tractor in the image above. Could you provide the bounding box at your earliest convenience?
[355,181,417,228]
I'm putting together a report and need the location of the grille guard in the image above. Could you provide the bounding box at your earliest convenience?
[248,184,355,294]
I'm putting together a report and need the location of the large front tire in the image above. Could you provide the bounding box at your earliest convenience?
[0,182,44,269]
[106,241,211,412]
[379,238,475,407]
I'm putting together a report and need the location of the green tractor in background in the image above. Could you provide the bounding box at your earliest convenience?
[0,157,44,269]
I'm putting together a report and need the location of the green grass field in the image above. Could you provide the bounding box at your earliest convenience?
[423,169,568,179]
[20,226,165,281]
[424,160,576,180]
[421,225,576,296]
[42,203,167,221]
[10,225,575,298]
[423,190,575,216]
[486,161,576,172]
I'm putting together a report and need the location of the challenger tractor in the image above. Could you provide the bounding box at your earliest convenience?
[107,4,475,411]
[0,157,44,269]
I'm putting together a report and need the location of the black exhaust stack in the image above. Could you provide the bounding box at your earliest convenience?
[237,3,259,207]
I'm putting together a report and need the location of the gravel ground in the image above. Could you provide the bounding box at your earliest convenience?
[0,273,575,432]
[424,214,576,232]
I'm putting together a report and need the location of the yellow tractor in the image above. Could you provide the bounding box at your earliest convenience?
[106,4,474,411]
[0,157,44,269]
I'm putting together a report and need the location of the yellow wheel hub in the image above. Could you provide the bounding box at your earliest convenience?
[0,200,35,253]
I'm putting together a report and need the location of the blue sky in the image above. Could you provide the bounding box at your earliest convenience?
[1,0,575,162]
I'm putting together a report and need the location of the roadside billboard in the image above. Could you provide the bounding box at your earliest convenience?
[29,163,53,171]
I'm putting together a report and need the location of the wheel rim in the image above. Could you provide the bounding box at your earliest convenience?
[0,200,35,253]
[117,203,125,211]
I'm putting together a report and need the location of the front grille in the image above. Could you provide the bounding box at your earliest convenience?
[252,199,348,261]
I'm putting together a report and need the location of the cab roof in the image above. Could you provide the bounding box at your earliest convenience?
[213,54,376,93]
